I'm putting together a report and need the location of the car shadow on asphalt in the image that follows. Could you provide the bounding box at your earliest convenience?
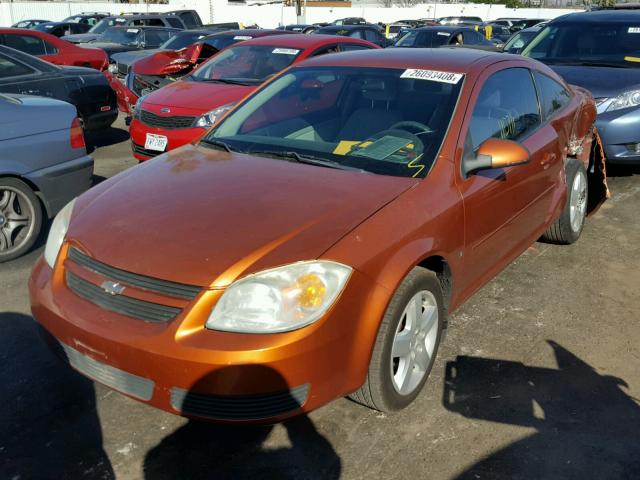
[443,341,640,479]
[0,312,114,480]
[85,126,130,155]
[143,366,342,480]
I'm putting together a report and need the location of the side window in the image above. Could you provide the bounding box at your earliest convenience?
[340,44,372,52]
[166,18,183,29]
[348,30,364,40]
[3,34,47,56]
[0,55,35,78]
[468,68,541,150]
[43,40,59,55]
[146,19,165,27]
[309,45,339,57]
[364,29,380,43]
[534,71,572,120]
[463,30,483,45]
[144,30,172,48]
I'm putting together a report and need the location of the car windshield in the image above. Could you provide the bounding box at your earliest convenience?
[160,32,206,50]
[523,23,640,68]
[190,45,302,85]
[90,18,126,34]
[100,27,139,45]
[203,35,243,52]
[202,66,463,179]
[395,30,451,47]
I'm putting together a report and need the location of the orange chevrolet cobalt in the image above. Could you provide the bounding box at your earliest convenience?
[30,49,602,423]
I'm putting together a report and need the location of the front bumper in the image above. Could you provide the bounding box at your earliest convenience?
[129,118,204,161]
[25,154,94,218]
[29,253,388,423]
[596,105,640,164]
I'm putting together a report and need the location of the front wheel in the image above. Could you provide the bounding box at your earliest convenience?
[350,267,444,412]
[543,159,588,245]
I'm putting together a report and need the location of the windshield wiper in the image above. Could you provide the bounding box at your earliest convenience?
[200,139,236,152]
[249,150,365,172]
[544,59,630,68]
[196,78,252,85]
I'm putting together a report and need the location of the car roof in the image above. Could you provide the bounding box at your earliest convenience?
[204,29,288,38]
[107,26,181,31]
[296,47,502,72]
[413,25,477,33]
[318,24,377,31]
[237,34,372,48]
[553,10,640,22]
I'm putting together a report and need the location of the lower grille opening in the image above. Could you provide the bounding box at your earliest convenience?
[170,384,310,421]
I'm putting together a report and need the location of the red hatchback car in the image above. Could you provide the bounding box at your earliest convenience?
[0,28,108,70]
[129,34,379,160]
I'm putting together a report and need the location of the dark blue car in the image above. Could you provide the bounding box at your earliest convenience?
[522,11,640,165]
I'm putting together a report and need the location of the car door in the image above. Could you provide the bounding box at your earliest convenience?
[456,65,561,294]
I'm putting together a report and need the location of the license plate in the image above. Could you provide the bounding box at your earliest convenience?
[145,133,168,152]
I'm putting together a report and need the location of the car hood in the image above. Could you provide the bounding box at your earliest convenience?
[550,65,640,99]
[62,33,100,43]
[112,49,166,67]
[68,144,417,287]
[142,80,253,112]
[82,43,137,56]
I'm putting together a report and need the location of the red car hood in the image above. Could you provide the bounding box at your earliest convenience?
[68,144,417,287]
[133,45,204,76]
[142,80,254,113]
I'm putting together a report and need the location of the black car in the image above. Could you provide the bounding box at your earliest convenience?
[394,26,495,49]
[313,24,391,47]
[34,22,92,38]
[62,12,110,27]
[86,26,181,60]
[63,13,188,44]
[0,45,117,130]
[11,19,49,29]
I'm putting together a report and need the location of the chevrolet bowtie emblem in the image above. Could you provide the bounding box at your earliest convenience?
[101,281,125,296]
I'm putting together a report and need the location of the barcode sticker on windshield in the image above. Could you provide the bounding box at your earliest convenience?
[127,29,139,33]
[437,32,451,36]
[629,27,640,33]
[272,48,300,55]
[401,69,463,84]
[234,35,253,40]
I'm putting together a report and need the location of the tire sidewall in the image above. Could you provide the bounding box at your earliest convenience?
[376,269,444,411]
[563,159,588,243]
[0,178,43,262]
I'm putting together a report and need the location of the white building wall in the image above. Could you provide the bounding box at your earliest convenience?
[0,0,581,29]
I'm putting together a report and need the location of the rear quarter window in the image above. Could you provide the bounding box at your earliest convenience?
[534,71,572,120]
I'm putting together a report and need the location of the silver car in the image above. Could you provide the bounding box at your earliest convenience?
[0,94,94,262]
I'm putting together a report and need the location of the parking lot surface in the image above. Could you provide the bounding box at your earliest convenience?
[2,116,639,480]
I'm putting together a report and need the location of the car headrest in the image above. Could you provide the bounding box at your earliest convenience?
[361,78,397,102]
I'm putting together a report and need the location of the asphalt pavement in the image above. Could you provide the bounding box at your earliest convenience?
[1,116,639,479]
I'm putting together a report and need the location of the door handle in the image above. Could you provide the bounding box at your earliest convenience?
[541,153,556,167]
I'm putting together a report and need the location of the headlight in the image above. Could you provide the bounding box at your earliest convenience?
[606,89,640,112]
[206,261,352,334]
[193,102,236,129]
[108,63,118,74]
[133,95,146,119]
[44,198,76,268]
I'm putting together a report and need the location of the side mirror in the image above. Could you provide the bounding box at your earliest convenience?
[462,138,530,177]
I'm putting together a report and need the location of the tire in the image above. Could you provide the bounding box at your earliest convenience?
[0,178,43,263]
[542,158,588,245]
[350,267,445,412]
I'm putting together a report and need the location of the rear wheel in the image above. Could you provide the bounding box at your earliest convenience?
[543,159,588,245]
[0,178,42,262]
[350,267,444,412]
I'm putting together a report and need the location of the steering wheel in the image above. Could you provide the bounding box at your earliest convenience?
[388,121,433,135]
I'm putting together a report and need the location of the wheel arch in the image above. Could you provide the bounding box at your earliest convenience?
[0,174,49,216]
